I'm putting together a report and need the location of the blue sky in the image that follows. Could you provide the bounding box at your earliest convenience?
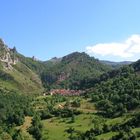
[1,0,140,61]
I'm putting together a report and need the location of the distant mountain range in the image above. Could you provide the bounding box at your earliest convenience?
[101,60,132,68]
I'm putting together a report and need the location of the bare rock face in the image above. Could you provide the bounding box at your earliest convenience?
[0,39,18,70]
[57,72,70,82]
[0,39,5,47]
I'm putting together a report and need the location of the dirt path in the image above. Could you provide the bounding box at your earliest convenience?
[17,116,34,140]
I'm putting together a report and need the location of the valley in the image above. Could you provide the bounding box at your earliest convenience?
[13,94,140,140]
[0,39,140,140]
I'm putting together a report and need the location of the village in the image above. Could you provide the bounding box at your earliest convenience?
[49,89,85,96]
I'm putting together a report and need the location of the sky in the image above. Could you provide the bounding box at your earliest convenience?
[1,0,140,61]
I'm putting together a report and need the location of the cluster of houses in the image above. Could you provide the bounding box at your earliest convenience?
[50,89,85,96]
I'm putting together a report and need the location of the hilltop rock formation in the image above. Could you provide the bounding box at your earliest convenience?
[0,39,18,69]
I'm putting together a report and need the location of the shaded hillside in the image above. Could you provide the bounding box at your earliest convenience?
[41,52,112,89]
[78,59,140,90]
[131,59,140,72]
[101,60,132,68]
[17,53,47,75]
[44,57,62,66]
[84,60,140,117]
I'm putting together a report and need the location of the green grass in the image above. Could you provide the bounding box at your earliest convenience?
[132,127,140,133]
[32,97,48,110]
[42,113,97,140]
[42,118,68,140]
[42,112,121,140]
[0,80,18,91]
[77,98,97,113]
[96,131,118,140]
[132,127,140,139]
[17,116,34,140]
[35,96,115,140]
[0,62,44,94]
[22,95,140,140]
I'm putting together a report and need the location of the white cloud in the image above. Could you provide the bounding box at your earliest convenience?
[86,34,140,60]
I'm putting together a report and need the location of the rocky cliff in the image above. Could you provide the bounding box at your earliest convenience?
[0,38,44,94]
[0,39,18,69]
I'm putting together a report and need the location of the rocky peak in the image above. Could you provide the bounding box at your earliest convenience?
[0,38,18,69]
[62,52,90,63]
[0,38,4,46]
[32,56,38,61]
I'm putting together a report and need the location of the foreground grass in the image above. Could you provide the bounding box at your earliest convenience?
[25,95,140,140]
[42,113,96,140]
[42,114,119,140]
[96,132,118,140]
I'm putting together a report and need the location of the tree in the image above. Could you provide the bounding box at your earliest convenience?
[1,132,12,140]
[70,114,75,123]
[28,114,43,140]
[71,98,81,107]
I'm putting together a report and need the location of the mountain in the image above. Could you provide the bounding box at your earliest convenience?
[41,52,112,89]
[101,60,132,68]
[43,57,62,68]
[1,38,140,140]
[0,39,44,94]
[131,59,140,72]
[0,38,136,94]
[82,59,140,117]
[45,57,62,64]
[0,39,114,93]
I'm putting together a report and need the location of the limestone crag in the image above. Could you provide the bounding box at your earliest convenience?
[0,39,18,69]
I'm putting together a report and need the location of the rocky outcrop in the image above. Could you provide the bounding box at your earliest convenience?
[0,39,18,69]
[57,72,70,82]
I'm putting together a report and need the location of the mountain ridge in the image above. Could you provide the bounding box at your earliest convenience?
[0,38,137,94]
[41,52,113,89]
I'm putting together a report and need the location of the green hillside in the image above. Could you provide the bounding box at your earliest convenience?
[0,39,44,94]
[1,38,140,140]
[0,39,113,93]
[41,52,112,89]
